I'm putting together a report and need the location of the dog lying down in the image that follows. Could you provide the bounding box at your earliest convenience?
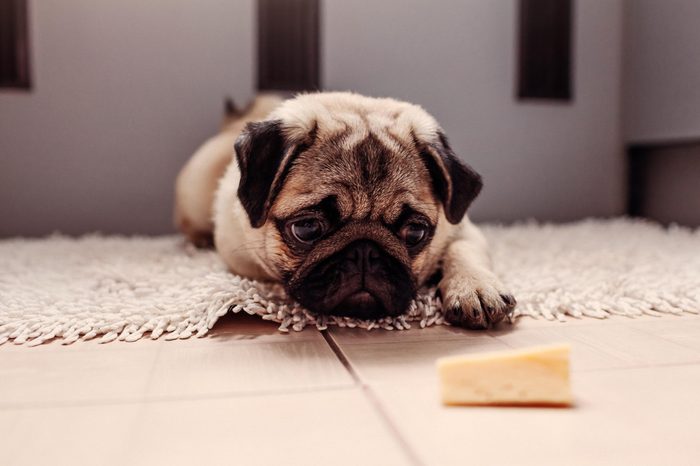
[175,92,515,329]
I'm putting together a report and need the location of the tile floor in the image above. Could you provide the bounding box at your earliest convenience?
[2,312,700,466]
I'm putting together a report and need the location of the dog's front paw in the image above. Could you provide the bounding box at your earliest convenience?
[439,276,516,330]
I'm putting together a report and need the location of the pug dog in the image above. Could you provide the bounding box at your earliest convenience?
[175,92,515,329]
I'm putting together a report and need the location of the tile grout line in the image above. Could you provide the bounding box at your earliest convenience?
[321,330,424,466]
[0,384,357,412]
[490,325,700,372]
[625,323,700,355]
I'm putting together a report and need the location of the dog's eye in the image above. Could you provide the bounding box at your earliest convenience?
[290,218,325,244]
[400,223,428,247]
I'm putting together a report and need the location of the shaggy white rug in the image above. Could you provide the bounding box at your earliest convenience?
[1,218,698,346]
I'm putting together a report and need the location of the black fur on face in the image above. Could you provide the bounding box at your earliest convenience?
[291,240,415,319]
[284,222,418,319]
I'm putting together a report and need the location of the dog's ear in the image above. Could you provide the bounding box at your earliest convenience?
[235,119,299,228]
[419,131,483,224]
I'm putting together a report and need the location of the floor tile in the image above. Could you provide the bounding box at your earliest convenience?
[490,323,700,371]
[146,338,354,398]
[0,344,160,408]
[0,409,21,461]
[370,364,700,466]
[127,389,410,466]
[1,389,411,466]
[629,316,700,352]
[566,324,700,366]
[329,323,507,345]
[4,312,700,466]
[0,314,342,407]
[0,402,134,466]
[334,334,509,385]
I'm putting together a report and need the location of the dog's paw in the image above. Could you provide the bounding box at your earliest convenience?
[439,276,516,330]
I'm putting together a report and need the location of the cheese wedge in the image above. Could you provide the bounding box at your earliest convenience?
[437,344,572,406]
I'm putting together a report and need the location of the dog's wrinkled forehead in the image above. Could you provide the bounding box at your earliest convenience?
[270,93,441,222]
[268,92,441,146]
[274,134,439,224]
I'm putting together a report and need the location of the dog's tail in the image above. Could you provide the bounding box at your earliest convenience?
[224,96,241,118]
[222,93,285,129]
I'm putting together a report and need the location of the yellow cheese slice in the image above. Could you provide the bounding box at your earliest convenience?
[437,344,573,406]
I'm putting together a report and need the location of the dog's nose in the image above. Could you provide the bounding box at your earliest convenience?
[344,240,382,275]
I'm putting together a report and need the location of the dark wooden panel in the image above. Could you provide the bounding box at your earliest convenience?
[627,145,648,218]
[0,0,31,89]
[517,0,572,101]
[627,140,700,227]
[257,0,320,91]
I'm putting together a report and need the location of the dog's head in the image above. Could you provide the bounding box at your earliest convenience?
[234,92,482,318]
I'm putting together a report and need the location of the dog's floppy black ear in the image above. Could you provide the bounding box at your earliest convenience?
[235,119,295,228]
[420,132,483,224]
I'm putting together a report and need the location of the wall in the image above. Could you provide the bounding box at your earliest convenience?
[323,0,625,222]
[623,0,700,226]
[0,0,254,237]
[623,0,700,143]
[1,0,629,235]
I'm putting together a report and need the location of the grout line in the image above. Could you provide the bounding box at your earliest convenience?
[0,330,323,351]
[0,384,356,412]
[624,323,700,355]
[489,329,700,373]
[321,330,424,466]
[142,339,164,397]
[570,360,700,374]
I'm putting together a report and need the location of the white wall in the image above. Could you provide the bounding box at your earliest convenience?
[0,0,254,236]
[624,0,700,143]
[323,0,625,222]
